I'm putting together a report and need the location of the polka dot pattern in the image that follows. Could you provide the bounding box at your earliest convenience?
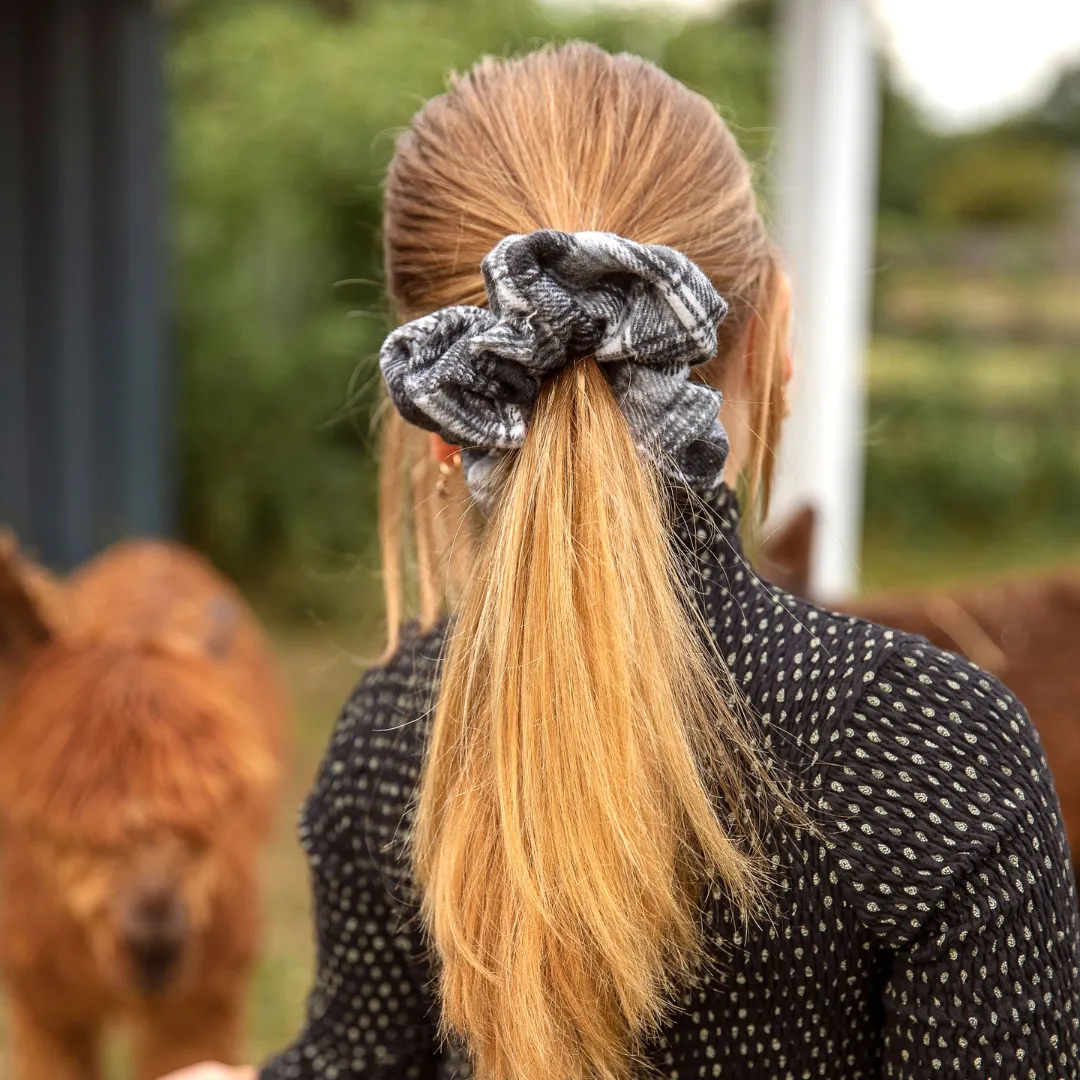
[261,484,1080,1079]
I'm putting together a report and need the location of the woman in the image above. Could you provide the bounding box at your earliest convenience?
[170,43,1080,1080]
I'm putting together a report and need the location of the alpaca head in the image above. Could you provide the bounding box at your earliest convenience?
[0,537,278,998]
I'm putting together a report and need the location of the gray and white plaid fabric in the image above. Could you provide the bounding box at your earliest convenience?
[379,229,730,508]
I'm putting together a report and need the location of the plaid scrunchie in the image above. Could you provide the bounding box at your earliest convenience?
[379,229,730,508]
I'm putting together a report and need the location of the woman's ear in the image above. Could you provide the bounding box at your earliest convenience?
[430,432,461,466]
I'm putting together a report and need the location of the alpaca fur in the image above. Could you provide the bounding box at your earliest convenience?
[750,505,816,599]
[0,534,287,1080]
[756,508,1080,865]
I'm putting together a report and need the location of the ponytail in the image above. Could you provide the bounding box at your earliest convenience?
[413,360,767,1080]
[380,41,793,1080]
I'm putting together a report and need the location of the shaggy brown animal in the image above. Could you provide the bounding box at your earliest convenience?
[756,508,1080,862]
[750,505,817,599]
[0,534,287,1080]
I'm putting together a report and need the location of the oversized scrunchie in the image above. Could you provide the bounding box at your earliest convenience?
[379,229,730,509]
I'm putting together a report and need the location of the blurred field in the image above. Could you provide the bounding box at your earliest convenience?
[879,269,1080,342]
[861,325,1080,590]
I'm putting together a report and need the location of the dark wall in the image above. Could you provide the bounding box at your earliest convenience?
[0,0,169,570]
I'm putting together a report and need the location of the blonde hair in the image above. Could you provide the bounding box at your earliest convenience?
[380,43,790,1080]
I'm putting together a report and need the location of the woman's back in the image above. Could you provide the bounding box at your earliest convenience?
[264,480,1080,1080]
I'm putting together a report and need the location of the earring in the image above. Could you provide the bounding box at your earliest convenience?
[435,450,462,498]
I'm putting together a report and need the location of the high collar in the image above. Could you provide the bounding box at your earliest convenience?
[665,480,775,629]
[669,482,749,572]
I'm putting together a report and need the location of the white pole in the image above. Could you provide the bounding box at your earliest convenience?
[768,0,880,600]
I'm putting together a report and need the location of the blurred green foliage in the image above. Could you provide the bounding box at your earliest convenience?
[876,77,946,222]
[1015,62,1080,147]
[926,137,1066,225]
[172,0,774,612]
[915,61,1080,228]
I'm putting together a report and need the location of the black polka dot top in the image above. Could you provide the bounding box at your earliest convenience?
[261,484,1080,1080]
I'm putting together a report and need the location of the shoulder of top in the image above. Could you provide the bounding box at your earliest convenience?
[844,629,1038,760]
[723,576,909,674]
[736,582,1035,735]
[818,625,1045,806]
[811,629,1059,940]
[719,581,909,752]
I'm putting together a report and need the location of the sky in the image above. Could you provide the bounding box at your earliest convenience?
[874,0,1080,131]
[545,0,1080,132]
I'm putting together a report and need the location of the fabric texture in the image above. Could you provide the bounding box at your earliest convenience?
[379,229,730,507]
[261,483,1080,1080]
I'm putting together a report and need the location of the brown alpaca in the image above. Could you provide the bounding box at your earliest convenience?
[0,534,288,1080]
[756,508,1080,863]
[751,505,817,599]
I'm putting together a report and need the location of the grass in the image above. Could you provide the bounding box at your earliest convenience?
[878,268,1080,339]
[861,524,1079,592]
[866,335,1078,404]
